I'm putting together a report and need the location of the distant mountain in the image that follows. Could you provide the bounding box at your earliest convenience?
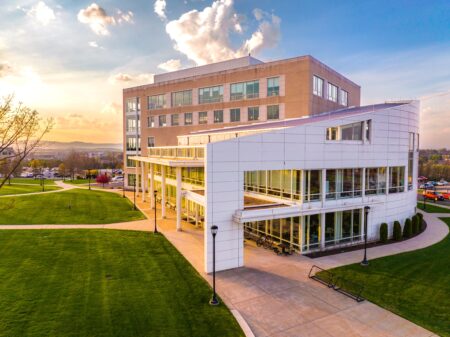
[40,141,122,151]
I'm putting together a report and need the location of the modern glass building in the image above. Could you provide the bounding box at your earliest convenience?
[130,101,420,273]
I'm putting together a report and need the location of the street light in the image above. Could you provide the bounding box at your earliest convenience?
[122,174,125,198]
[209,225,219,306]
[133,176,137,210]
[88,169,91,190]
[361,206,370,266]
[154,190,158,234]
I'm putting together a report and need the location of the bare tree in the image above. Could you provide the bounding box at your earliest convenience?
[0,95,53,189]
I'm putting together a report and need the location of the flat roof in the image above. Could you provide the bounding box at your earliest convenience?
[187,102,410,136]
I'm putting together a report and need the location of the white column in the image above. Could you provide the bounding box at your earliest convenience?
[361,207,365,241]
[321,169,326,206]
[195,203,199,227]
[141,163,146,202]
[361,168,366,201]
[161,165,166,218]
[149,164,154,209]
[176,167,182,231]
[386,167,390,195]
[320,212,326,249]
[135,162,139,195]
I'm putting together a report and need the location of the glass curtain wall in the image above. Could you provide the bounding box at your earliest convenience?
[365,167,387,195]
[389,166,405,193]
[326,169,362,199]
[324,209,362,246]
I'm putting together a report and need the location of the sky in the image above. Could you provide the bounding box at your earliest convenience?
[0,0,449,148]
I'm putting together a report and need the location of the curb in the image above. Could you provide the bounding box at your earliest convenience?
[231,309,255,337]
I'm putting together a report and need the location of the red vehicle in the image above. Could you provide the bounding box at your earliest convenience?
[423,191,444,201]
[439,192,450,200]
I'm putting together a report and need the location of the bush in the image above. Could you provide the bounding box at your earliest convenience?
[380,223,388,243]
[393,221,402,241]
[417,212,424,230]
[412,215,420,235]
[403,218,412,238]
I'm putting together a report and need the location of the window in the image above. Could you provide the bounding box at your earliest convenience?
[126,116,139,133]
[267,77,279,96]
[230,80,259,100]
[126,97,140,112]
[158,115,166,127]
[409,132,415,151]
[198,86,223,104]
[389,166,405,193]
[304,170,321,201]
[148,94,165,109]
[248,107,259,121]
[408,132,415,190]
[198,111,208,124]
[341,122,363,141]
[126,136,140,151]
[171,114,179,126]
[340,90,348,106]
[147,137,155,147]
[267,105,279,120]
[171,90,192,107]
[313,76,323,97]
[326,127,337,140]
[230,108,240,122]
[184,112,193,125]
[213,110,223,123]
[365,167,387,195]
[327,83,338,102]
[365,120,371,141]
[147,116,155,128]
[326,168,362,200]
[127,174,137,187]
[126,155,136,167]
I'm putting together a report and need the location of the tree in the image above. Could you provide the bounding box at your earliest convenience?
[29,159,44,177]
[58,163,66,180]
[96,173,110,188]
[0,95,53,189]
[64,151,81,180]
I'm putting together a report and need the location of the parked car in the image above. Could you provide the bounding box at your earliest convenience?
[423,191,444,201]
[111,176,124,182]
[439,192,450,200]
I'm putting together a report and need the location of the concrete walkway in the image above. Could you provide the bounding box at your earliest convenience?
[0,180,71,198]
[0,189,446,337]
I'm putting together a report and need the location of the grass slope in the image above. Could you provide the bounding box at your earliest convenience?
[323,218,450,337]
[65,179,91,185]
[0,184,61,196]
[0,230,244,337]
[417,202,450,213]
[8,178,57,185]
[0,189,145,224]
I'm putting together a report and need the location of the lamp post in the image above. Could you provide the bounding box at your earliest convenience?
[122,174,125,198]
[361,206,370,266]
[209,225,219,306]
[41,176,44,192]
[133,176,137,210]
[154,190,158,234]
[88,169,91,190]
[423,187,427,210]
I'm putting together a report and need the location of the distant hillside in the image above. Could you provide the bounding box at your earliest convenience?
[40,141,122,152]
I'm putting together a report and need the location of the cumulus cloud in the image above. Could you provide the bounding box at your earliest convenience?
[108,73,154,85]
[27,1,56,26]
[154,0,167,20]
[77,3,133,36]
[164,0,281,65]
[158,59,182,72]
[100,102,121,115]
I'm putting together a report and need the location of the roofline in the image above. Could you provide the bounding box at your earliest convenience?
[123,55,360,93]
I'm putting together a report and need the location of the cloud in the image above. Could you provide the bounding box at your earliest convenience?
[108,72,154,85]
[154,0,167,20]
[27,1,56,26]
[158,59,182,72]
[164,0,281,65]
[77,3,133,36]
[100,102,121,115]
[88,41,99,48]
[0,62,15,78]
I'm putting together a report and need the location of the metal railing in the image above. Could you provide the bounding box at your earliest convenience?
[148,146,205,160]
[309,265,365,302]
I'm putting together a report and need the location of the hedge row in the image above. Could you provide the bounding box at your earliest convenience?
[379,213,423,242]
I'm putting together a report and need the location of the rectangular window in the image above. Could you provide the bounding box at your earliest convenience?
[127,174,136,186]
[171,114,179,126]
[365,120,371,141]
[327,83,338,102]
[148,94,165,109]
[267,105,279,120]
[230,108,240,122]
[126,97,140,112]
[340,89,348,106]
[198,85,223,104]
[313,76,323,97]
[126,116,139,133]
[248,106,259,121]
[326,127,338,140]
[213,110,223,123]
[198,111,208,124]
[158,115,166,127]
[147,137,155,147]
[409,132,415,151]
[389,166,405,193]
[126,155,136,168]
[171,90,192,107]
[341,122,363,141]
[230,80,259,100]
[184,112,193,125]
[147,116,155,128]
[126,136,140,151]
[267,77,279,96]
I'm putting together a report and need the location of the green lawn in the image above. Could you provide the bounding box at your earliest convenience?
[65,179,91,185]
[0,184,61,196]
[8,178,57,185]
[417,202,450,213]
[0,189,145,224]
[321,218,450,337]
[0,230,243,337]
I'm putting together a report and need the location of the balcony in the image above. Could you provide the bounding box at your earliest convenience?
[148,146,205,160]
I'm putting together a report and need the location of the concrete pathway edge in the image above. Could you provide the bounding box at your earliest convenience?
[231,309,256,337]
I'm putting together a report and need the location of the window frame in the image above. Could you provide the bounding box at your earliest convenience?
[267,77,280,96]
[248,106,259,121]
[171,114,179,126]
[313,76,324,97]
[198,111,208,124]
[267,105,280,120]
[230,108,240,122]
[213,110,223,123]
[327,83,338,102]
[184,112,193,125]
